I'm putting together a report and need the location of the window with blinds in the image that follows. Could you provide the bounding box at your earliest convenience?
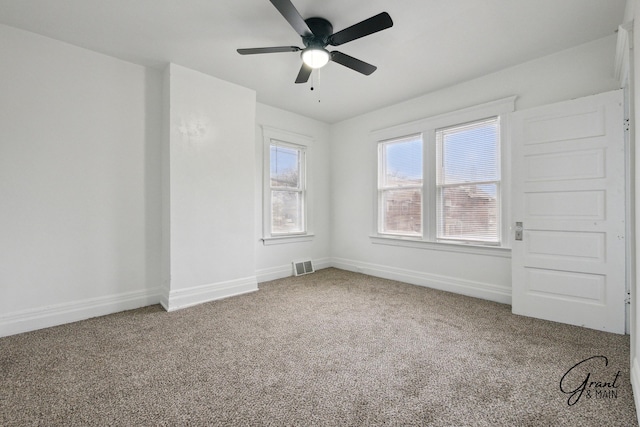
[436,117,500,244]
[270,141,305,235]
[378,135,423,236]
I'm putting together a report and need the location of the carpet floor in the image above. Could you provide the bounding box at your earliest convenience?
[1,268,637,426]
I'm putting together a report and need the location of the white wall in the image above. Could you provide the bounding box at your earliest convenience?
[0,25,163,336]
[161,64,258,310]
[254,103,332,282]
[0,22,627,340]
[0,24,323,336]
[330,35,621,304]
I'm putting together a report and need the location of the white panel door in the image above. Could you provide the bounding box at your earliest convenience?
[511,90,626,333]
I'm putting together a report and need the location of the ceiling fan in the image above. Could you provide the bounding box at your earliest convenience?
[237,0,393,84]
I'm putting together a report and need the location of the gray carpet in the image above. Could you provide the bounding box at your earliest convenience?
[0,268,637,426]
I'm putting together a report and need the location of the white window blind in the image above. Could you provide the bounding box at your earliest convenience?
[378,135,423,236]
[436,117,500,244]
[270,142,305,234]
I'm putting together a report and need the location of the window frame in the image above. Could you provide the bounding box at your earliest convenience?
[377,134,424,237]
[261,126,314,245]
[435,117,502,245]
[370,97,515,255]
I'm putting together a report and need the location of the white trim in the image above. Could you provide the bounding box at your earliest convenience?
[377,134,424,237]
[624,0,636,24]
[500,112,513,249]
[369,235,511,258]
[256,257,332,282]
[0,288,162,338]
[372,97,516,249]
[161,276,258,312]
[1,258,509,337]
[616,21,634,86]
[261,126,313,240]
[261,233,315,245]
[632,356,640,423]
[370,96,517,141]
[261,125,314,145]
[256,264,294,282]
[435,116,502,244]
[331,257,511,304]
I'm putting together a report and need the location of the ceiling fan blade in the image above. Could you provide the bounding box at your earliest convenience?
[237,46,301,55]
[328,12,393,46]
[295,63,312,84]
[269,0,313,37]
[330,51,377,75]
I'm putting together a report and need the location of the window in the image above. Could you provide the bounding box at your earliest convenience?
[378,135,423,236]
[261,126,313,244]
[436,118,500,244]
[373,97,514,250]
[269,141,306,235]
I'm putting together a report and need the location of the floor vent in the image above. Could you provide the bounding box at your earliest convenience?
[293,260,314,276]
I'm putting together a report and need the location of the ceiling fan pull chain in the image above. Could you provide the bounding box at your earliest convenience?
[316,69,321,103]
[310,69,322,103]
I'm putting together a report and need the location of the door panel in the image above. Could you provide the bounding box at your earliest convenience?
[525,230,605,262]
[523,149,606,182]
[511,90,625,333]
[522,106,605,144]
[524,190,605,219]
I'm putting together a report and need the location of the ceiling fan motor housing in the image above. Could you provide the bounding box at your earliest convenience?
[303,17,333,47]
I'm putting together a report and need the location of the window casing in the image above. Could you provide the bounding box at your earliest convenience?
[269,141,306,235]
[436,118,501,244]
[378,135,423,237]
[262,126,313,244]
[373,97,514,250]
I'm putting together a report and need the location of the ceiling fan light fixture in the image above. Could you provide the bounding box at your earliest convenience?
[302,47,330,69]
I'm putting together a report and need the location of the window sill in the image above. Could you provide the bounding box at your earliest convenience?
[369,235,511,258]
[262,234,315,246]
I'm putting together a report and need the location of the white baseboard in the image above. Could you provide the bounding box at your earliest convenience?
[1,257,508,338]
[161,276,258,312]
[331,257,512,305]
[0,288,162,338]
[255,264,293,283]
[256,257,332,283]
[632,357,640,424]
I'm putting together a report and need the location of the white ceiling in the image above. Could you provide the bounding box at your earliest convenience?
[0,0,627,123]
